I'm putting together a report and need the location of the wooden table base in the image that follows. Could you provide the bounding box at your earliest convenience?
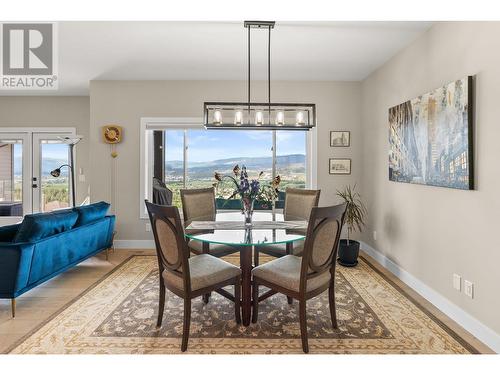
[240,246,253,326]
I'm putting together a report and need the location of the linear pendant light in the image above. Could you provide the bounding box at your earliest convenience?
[203,21,316,131]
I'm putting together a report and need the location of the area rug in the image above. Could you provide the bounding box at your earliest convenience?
[7,255,478,354]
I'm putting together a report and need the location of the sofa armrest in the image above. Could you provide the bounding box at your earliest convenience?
[0,224,20,242]
[0,242,34,298]
[106,215,116,247]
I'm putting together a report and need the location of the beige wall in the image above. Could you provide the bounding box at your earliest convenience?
[361,22,500,335]
[89,80,362,240]
[0,96,91,203]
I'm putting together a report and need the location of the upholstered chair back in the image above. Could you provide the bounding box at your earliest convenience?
[180,187,216,225]
[284,188,321,221]
[300,203,347,290]
[145,201,189,280]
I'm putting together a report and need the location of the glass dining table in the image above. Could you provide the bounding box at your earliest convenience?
[185,211,307,326]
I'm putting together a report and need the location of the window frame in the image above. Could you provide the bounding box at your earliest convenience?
[139,117,317,219]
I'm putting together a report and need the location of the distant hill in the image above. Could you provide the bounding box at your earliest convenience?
[14,156,69,176]
[166,154,306,178]
[13,153,305,178]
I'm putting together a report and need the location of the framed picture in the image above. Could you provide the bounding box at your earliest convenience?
[389,76,473,190]
[329,158,351,175]
[330,131,350,147]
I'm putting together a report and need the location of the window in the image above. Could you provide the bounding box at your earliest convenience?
[141,118,313,215]
[276,131,307,189]
[0,129,76,225]
[0,140,23,215]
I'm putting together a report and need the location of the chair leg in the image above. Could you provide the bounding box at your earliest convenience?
[181,298,191,352]
[11,298,16,318]
[157,280,166,328]
[254,247,259,267]
[234,278,241,325]
[105,247,109,261]
[329,285,338,329]
[251,281,259,324]
[286,243,293,305]
[299,299,309,353]
[202,242,211,304]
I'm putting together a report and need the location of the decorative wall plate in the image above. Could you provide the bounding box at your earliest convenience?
[102,125,122,144]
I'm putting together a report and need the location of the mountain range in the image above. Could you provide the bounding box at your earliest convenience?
[166,154,306,178]
[13,154,305,178]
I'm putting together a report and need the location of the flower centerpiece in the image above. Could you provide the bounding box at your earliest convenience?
[214,165,281,226]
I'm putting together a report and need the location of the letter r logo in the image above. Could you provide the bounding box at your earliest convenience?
[2,23,53,75]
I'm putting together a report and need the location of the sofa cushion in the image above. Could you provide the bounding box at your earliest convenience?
[14,210,79,243]
[73,201,110,227]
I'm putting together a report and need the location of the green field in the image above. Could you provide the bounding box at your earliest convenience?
[165,175,305,209]
[12,178,69,207]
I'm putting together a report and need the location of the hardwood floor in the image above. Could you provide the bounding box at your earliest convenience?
[0,249,493,353]
[0,249,150,353]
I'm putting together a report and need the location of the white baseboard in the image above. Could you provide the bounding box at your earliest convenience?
[114,240,155,249]
[360,241,500,353]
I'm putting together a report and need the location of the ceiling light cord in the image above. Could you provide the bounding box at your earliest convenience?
[248,24,251,119]
[268,25,271,119]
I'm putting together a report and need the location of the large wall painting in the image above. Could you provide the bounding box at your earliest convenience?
[389,76,473,190]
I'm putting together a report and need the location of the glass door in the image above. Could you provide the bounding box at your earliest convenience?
[0,133,31,224]
[32,133,72,213]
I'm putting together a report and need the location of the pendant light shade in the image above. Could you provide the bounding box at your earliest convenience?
[203,21,316,131]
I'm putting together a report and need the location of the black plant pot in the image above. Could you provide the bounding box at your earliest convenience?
[337,239,360,267]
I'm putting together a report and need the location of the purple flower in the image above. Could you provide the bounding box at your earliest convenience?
[250,179,260,194]
[239,179,250,193]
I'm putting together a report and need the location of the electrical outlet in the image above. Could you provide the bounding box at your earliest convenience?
[373,231,377,241]
[145,223,151,232]
[464,280,474,299]
[453,274,461,291]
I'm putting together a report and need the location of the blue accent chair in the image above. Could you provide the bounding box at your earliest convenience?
[0,202,115,317]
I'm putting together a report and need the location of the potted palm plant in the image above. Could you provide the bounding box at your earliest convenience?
[336,184,367,267]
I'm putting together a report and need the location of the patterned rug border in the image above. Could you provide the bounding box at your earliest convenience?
[4,254,482,354]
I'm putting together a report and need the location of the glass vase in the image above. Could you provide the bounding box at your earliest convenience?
[241,197,255,227]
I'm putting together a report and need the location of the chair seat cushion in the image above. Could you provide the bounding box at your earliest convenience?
[252,255,330,292]
[163,254,241,291]
[188,239,239,256]
[256,239,305,257]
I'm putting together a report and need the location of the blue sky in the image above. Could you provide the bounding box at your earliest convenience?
[13,130,305,165]
[14,143,69,160]
[166,130,306,162]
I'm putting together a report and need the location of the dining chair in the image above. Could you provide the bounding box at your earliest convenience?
[145,201,241,352]
[251,203,347,353]
[180,187,239,258]
[254,187,320,266]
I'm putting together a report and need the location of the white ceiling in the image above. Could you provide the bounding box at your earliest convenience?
[1,21,432,96]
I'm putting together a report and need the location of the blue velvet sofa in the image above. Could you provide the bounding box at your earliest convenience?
[0,202,115,317]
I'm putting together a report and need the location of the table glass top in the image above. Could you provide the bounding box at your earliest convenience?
[185,211,306,247]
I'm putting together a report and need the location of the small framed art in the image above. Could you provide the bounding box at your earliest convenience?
[330,131,350,147]
[329,158,351,175]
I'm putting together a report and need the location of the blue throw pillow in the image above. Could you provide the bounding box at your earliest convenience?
[0,224,21,243]
[73,201,110,227]
[14,210,79,243]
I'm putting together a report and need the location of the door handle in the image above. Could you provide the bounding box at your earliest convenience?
[32,184,38,188]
